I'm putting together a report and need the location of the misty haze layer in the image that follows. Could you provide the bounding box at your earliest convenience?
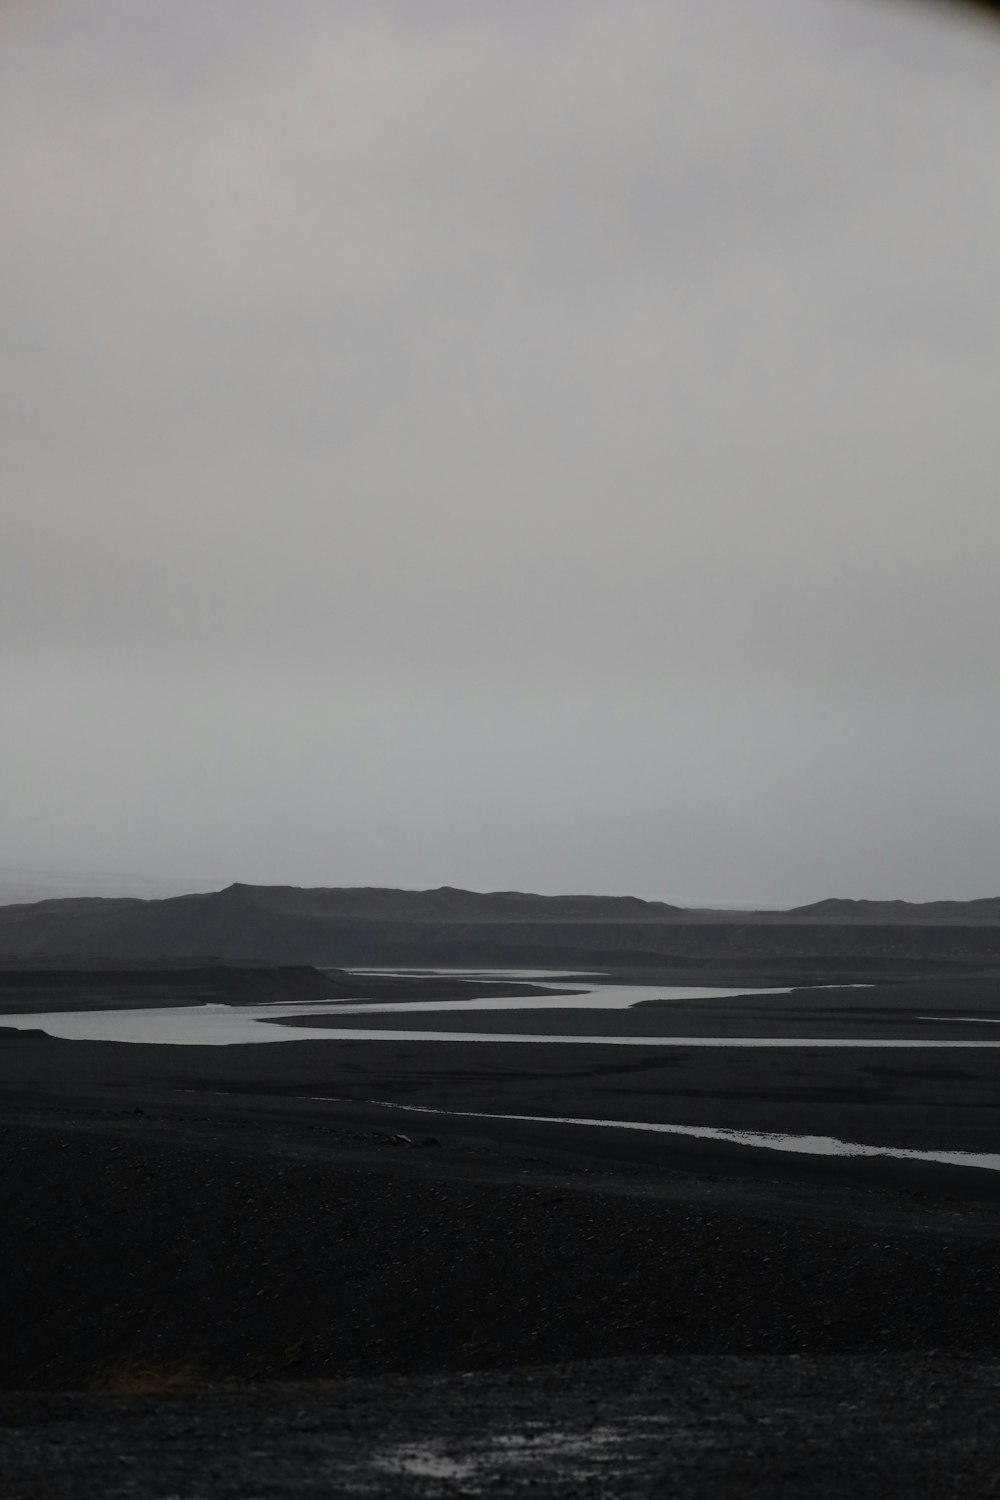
[2,0,999,903]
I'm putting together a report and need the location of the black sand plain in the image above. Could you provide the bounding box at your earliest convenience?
[3,964,1000,1496]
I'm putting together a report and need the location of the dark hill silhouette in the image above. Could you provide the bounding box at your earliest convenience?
[2,883,1000,973]
[785,897,1000,923]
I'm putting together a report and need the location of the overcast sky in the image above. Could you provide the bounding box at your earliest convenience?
[2,0,999,905]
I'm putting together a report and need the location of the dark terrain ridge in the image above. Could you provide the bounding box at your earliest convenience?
[4,882,1000,973]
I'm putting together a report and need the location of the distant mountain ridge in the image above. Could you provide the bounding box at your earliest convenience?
[1,882,1000,971]
[785,897,1000,923]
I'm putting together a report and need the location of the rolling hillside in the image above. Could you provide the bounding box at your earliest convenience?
[1,883,1000,973]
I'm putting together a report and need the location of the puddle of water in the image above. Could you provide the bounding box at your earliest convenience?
[373,1445,476,1481]
[490,1427,624,1459]
[370,1427,628,1488]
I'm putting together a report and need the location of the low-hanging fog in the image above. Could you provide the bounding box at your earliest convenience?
[2,0,999,905]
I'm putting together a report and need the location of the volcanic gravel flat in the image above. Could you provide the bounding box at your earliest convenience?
[4,969,1000,1496]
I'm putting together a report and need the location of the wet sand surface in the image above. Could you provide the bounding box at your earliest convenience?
[3,970,1000,1495]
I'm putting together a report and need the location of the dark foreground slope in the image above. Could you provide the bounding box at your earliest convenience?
[5,882,1000,973]
[4,1100,999,1392]
[6,1356,1000,1500]
[3,1102,1000,1497]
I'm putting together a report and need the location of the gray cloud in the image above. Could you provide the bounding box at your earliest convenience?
[2,0,999,901]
